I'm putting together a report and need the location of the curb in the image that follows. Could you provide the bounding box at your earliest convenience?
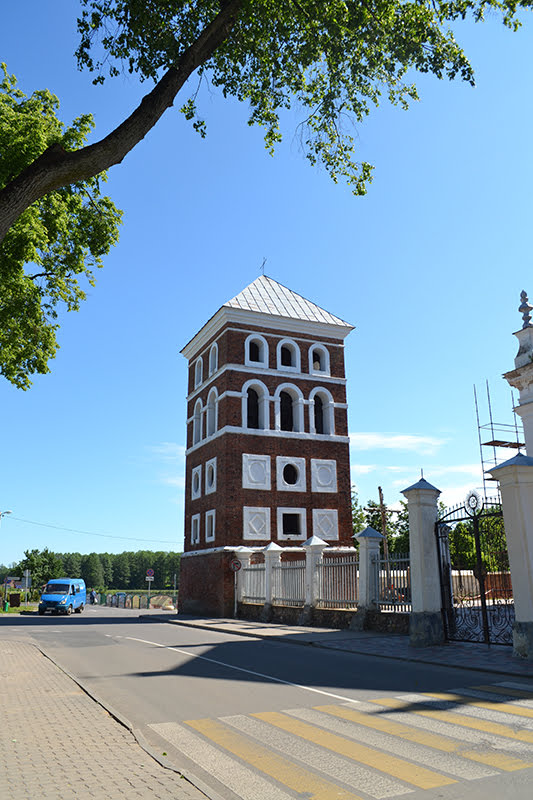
[144,615,533,679]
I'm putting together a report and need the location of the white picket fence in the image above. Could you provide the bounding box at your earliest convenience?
[316,553,359,609]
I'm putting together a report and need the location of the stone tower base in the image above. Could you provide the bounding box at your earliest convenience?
[179,548,239,617]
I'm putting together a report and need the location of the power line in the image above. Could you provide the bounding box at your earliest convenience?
[7,516,177,545]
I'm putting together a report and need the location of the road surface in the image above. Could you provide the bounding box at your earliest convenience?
[3,606,533,800]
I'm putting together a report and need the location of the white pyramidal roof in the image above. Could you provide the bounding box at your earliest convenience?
[223,275,352,328]
[181,275,353,357]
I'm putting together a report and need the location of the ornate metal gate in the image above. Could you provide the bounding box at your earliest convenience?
[435,492,514,645]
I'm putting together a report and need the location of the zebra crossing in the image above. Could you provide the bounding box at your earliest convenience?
[150,681,533,799]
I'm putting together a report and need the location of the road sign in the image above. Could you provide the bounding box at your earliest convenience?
[146,568,154,577]
[230,559,242,572]
[145,576,154,582]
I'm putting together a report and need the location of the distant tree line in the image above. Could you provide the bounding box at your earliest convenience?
[12,548,181,591]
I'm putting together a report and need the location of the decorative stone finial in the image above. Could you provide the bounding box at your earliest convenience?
[519,290,533,329]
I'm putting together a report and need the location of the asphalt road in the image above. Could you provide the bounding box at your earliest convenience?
[4,606,533,800]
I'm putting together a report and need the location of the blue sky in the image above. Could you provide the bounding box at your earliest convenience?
[1,2,532,565]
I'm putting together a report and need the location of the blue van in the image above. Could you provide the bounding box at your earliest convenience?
[38,578,86,615]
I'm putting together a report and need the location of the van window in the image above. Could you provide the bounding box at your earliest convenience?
[45,583,69,594]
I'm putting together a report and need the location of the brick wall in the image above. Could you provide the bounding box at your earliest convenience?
[179,551,236,616]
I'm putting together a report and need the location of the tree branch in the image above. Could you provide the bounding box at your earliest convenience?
[0,0,241,245]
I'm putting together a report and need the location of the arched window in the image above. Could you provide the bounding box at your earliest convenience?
[314,395,324,434]
[280,391,294,431]
[247,388,259,429]
[208,343,218,376]
[242,380,269,430]
[193,399,203,445]
[206,389,218,437]
[281,346,292,366]
[308,345,330,376]
[309,388,334,435]
[245,334,269,368]
[277,339,300,372]
[194,358,203,388]
[275,384,304,432]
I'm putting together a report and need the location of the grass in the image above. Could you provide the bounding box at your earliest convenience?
[0,603,38,614]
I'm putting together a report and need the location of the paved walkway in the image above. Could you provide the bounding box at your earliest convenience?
[162,614,533,677]
[0,640,206,800]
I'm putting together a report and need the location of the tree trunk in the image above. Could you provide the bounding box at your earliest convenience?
[0,0,241,246]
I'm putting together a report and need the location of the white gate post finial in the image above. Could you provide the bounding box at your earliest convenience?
[402,477,444,647]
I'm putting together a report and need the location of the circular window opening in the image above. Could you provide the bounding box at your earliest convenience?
[283,464,299,485]
[193,473,200,493]
[207,465,215,487]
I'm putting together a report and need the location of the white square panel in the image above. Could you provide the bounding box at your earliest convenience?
[205,457,217,495]
[205,509,216,542]
[313,509,339,540]
[191,465,202,500]
[276,456,306,492]
[191,513,200,544]
[311,459,337,493]
[243,454,271,490]
[243,507,271,540]
[277,507,307,540]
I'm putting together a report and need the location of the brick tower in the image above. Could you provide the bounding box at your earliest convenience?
[179,276,354,615]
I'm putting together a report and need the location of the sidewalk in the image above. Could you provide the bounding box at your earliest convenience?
[159,614,533,678]
[0,640,206,800]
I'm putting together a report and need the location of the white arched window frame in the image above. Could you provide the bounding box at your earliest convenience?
[241,379,270,430]
[194,357,203,388]
[208,343,218,376]
[308,344,330,376]
[274,383,305,433]
[244,334,269,368]
[206,388,218,437]
[276,339,301,373]
[309,387,335,435]
[193,398,203,445]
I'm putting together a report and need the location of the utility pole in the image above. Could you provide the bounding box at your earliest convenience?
[378,486,392,595]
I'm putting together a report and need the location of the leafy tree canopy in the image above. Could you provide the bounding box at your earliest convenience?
[0,0,530,387]
[0,65,122,389]
[15,547,64,587]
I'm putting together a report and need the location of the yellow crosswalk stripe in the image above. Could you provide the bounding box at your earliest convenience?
[473,685,533,701]
[424,692,533,720]
[314,704,529,772]
[184,718,365,800]
[252,710,456,790]
[370,697,533,748]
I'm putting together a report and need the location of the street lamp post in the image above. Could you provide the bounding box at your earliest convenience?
[1,511,13,609]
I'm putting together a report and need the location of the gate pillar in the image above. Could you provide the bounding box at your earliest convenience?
[489,456,533,659]
[402,478,444,647]
[350,527,383,630]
